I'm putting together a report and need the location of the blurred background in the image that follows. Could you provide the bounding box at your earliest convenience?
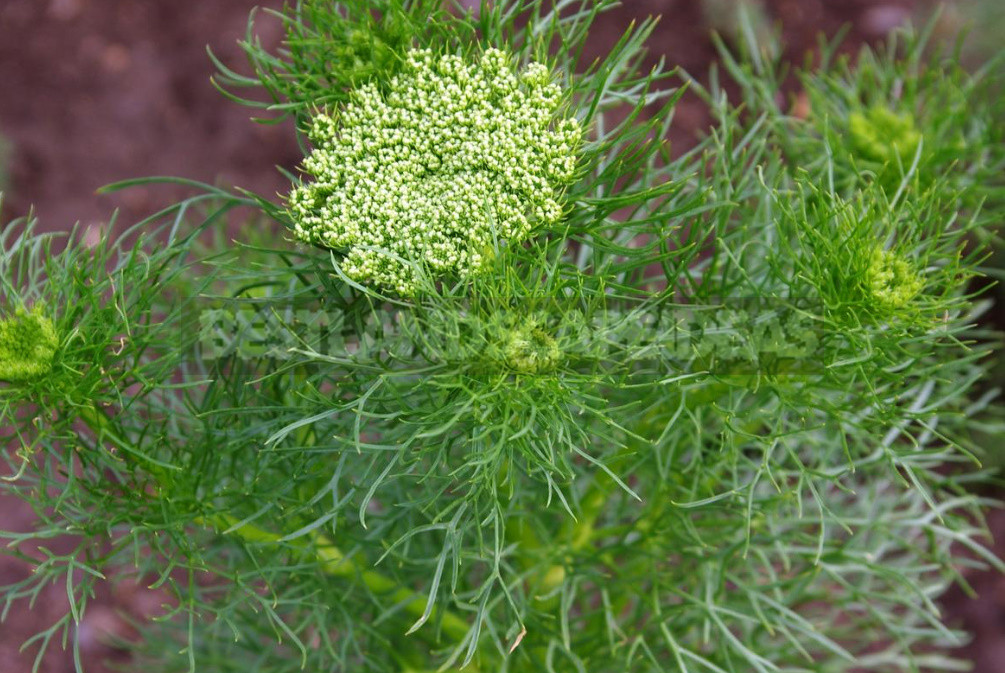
[1,0,1002,671]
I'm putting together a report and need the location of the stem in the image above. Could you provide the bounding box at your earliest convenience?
[78,403,484,671]
[199,513,472,645]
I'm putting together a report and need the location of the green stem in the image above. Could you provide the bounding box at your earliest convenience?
[78,403,483,671]
[199,513,472,645]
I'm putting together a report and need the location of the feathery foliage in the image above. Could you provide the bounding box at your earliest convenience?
[2,2,1004,673]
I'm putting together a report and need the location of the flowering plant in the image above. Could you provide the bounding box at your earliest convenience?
[2,2,1004,672]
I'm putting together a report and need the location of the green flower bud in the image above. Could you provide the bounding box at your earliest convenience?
[866,247,923,310]
[288,47,582,295]
[0,305,59,383]
[848,105,922,165]
[503,319,561,374]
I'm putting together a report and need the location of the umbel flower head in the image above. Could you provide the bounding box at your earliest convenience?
[0,305,58,383]
[288,47,582,295]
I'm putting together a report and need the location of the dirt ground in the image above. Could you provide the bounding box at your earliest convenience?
[1,1,1003,672]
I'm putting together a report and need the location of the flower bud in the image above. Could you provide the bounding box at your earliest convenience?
[866,246,923,310]
[848,105,922,165]
[0,305,59,383]
[503,319,561,374]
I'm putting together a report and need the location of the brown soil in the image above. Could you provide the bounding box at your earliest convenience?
[1,1,1000,672]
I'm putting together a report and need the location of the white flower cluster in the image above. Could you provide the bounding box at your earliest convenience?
[288,48,582,295]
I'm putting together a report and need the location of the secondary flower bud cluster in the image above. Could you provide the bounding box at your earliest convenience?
[866,246,923,310]
[288,48,582,295]
[0,306,58,383]
[502,317,561,374]
[848,105,922,166]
